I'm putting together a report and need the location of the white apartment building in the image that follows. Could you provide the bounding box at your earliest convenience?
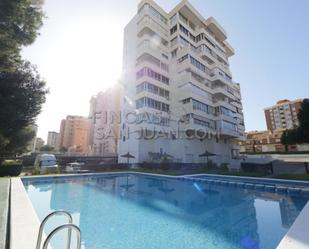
[118,0,245,164]
[88,85,121,155]
[47,131,59,149]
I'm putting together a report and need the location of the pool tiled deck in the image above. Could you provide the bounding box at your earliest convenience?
[10,178,52,249]
[0,178,10,249]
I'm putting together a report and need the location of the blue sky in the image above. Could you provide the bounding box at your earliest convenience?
[22,0,309,139]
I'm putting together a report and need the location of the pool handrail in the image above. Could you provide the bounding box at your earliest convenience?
[36,210,73,249]
[42,224,81,249]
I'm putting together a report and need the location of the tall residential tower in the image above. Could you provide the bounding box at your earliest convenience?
[264,99,303,132]
[119,0,245,164]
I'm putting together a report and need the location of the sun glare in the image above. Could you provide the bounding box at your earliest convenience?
[23,15,124,138]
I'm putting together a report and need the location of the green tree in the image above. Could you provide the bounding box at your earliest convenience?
[0,0,44,71]
[281,99,309,146]
[59,147,68,153]
[281,131,288,152]
[0,0,47,155]
[40,145,54,152]
[298,99,309,129]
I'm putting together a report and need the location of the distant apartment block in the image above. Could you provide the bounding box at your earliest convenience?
[58,115,90,154]
[47,131,59,149]
[119,0,245,164]
[88,85,121,155]
[264,99,303,131]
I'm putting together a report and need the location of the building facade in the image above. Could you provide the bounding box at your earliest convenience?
[264,99,303,132]
[118,0,245,164]
[58,116,90,154]
[47,131,59,149]
[88,85,121,155]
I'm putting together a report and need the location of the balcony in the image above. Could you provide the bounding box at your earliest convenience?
[213,99,237,112]
[205,17,227,42]
[197,46,216,65]
[136,40,169,63]
[217,121,239,138]
[136,59,169,78]
[137,16,168,39]
[212,86,236,101]
[223,40,235,57]
[230,100,243,110]
[211,69,233,86]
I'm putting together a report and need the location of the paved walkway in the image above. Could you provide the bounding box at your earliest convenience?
[0,178,10,249]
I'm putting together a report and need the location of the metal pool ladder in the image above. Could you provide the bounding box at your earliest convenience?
[36,210,81,249]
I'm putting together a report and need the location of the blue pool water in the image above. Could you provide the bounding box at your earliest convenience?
[23,173,309,249]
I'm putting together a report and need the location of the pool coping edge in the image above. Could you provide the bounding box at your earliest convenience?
[10,178,52,249]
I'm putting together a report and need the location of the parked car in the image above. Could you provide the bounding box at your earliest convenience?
[65,162,88,173]
[34,154,58,173]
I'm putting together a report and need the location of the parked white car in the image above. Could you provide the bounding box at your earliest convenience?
[34,154,58,173]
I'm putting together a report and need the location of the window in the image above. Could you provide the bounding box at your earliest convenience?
[136,53,169,72]
[190,83,212,100]
[136,97,169,112]
[136,82,145,93]
[136,113,170,127]
[136,67,169,85]
[138,3,149,13]
[192,99,214,114]
[136,98,145,109]
[178,54,188,63]
[160,62,169,72]
[196,33,204,42]
[179,12,188,24]
[194,118,210,128]
[222,120,237,132]
[179,24,189,36]
[189,33,196,42]
[180,36,189,47]
[190,56,209,73]
[204,36,215,48]
[149,5,167,24]
[171,36,178,47]
[182,98,191,104]
[220,106,236,118]
[161,53,168,60]
[170,14,177,23]
[199,44,212,54]
[170,25,177,35]
[171,49,178,58]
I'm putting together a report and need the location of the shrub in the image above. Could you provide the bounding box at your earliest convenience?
[0,160,23,176]
[159,163,170,171]
[220,163,229,171]
[1,159,22,166]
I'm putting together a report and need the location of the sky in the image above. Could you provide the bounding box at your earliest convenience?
[22,0,309,140]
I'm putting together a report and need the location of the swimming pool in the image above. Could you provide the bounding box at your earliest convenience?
[23,173,309,249]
